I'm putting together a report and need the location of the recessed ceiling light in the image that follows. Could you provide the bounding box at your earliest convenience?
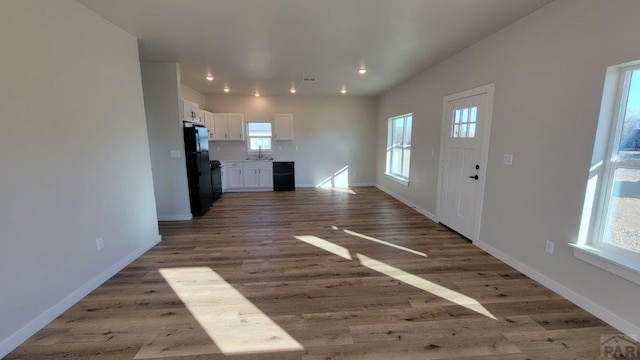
[358,68,367,75]
[223,86,230,93]
[290,87,296,94]
[205,75,214,81]
[254,91,260,97]
[341,87,347,94]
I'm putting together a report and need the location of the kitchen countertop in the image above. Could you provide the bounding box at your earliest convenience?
[222,159,295,163]
[225,159,273,162]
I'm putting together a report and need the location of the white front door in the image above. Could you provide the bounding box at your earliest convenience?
[438,84,494,241]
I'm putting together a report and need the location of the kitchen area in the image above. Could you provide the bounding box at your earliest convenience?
[181,97,296,217]
[140,62,377,221]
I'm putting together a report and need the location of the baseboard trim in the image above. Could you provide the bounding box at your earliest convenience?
[296,183,376,188]
[0,234,162,358]
[157,213,192,221]
[474,239,640,336]
[375,184,437,222]
[223,188,274,193]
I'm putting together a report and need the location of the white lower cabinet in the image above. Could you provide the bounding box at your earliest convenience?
[244,164,273,188]
[225,162,244,189]
[259,167,273,188]
[243,165,259,188]
[223,161,273,192]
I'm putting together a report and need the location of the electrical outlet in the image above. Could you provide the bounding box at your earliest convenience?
[96,237,104,250]
[545,240,554,255]
[503,154,513,165]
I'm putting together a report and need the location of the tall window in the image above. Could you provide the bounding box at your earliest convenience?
[385,114,412,185]
[577,63,640,284]
[597,66,640,254]
[246,122,272,153]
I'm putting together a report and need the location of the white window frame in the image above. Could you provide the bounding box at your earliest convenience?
[385,113,412,186]
[573,62,640,285]
[246,121,273,155]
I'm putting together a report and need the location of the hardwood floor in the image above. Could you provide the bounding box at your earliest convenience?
[7,187,619,359]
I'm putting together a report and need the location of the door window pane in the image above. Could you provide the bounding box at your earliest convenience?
[470,107,477,123]
[469,123,476,138]
[451,106,478,138]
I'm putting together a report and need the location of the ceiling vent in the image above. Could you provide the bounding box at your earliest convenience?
[302,77,316,83]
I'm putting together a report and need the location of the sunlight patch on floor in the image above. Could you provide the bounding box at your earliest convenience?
[342,228,427,257]
[152,267,303,356]
[318,187,357,194]
[294,235,353,260]
[356,254,497,320]
[315,165,356,194]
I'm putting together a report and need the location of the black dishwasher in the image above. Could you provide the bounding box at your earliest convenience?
[273,162,295,191]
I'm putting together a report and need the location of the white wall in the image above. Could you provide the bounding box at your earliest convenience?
[207,96,378,187]
[376,0,640,333]
[0,1,161,356]
[181,85,206,108]
[141,63,192,221]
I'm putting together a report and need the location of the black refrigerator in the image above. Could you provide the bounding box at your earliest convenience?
[184,125,213,216]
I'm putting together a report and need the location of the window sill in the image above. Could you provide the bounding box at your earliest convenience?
[569,243,640,285]
[385,173,410,186]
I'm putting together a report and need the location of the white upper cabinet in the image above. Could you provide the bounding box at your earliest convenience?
[212,113,245,141]
[181,99,193,121]
[181,99,201,123]
[273,113,294,140]
[203,111,216,140]
[213,113,228,140]
[198,109,205,124]
[226,113,245,140]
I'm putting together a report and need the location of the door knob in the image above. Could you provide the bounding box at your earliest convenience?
[469,175,479,180]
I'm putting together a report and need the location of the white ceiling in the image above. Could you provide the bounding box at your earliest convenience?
[78,0,553,96]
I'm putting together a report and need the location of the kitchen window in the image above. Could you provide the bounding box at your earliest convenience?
[574,62,640,285]
[246,121,272,153]
[385,113,412,185]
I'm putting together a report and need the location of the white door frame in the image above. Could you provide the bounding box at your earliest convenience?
[436,83,495,242]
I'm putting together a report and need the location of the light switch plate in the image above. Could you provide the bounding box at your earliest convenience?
[170,150,181,158]
[545,240,555,255]
[503,154,513,165]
